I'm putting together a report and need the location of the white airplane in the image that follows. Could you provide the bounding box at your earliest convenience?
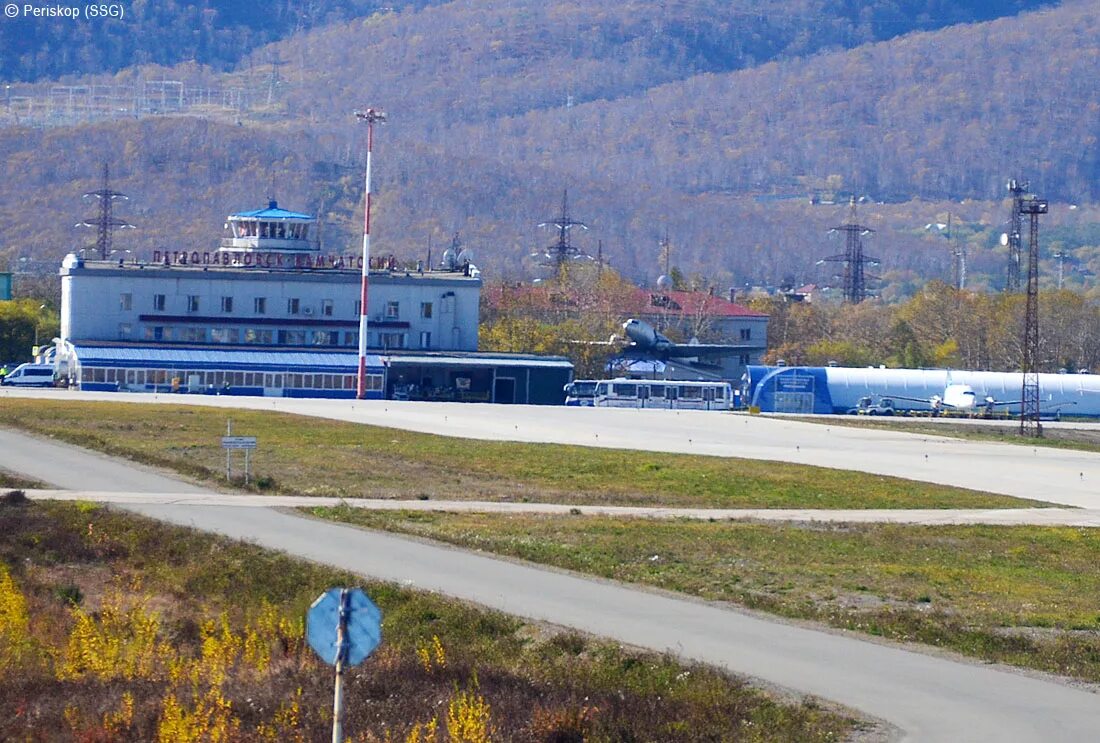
[891,383,1009,415]
[891,379,1075,417]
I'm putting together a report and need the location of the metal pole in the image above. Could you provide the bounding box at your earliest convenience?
[225,419,232,481]
[355,108,386,399]
[332,588,350,743]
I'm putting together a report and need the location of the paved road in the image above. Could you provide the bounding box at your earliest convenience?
[3,430,1100,741]
[4,388,1100,507]
[21,489,1100,527]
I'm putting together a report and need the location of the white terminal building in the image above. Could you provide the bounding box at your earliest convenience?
[55,201,573,403]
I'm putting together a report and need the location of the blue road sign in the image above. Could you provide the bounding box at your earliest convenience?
[306,587,382,667]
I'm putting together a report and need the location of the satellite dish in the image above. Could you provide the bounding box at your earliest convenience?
[457,247,475,265]
[441,248,457,270]
[656,274,671,289]
[1000,233,1009,246]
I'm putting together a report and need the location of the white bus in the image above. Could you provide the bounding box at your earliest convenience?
[563,379,599,406]
[592,379,734,410]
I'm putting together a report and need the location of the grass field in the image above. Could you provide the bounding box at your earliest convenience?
[312,507,1100,684]
[0,399,1043,509]
[793,415,1100,453]
[0,499,858,741]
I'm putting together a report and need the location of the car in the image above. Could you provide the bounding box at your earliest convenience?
[0,363,55,388]
[847,396,896,416]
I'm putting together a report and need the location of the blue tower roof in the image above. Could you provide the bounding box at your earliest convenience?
[231,200,313,220]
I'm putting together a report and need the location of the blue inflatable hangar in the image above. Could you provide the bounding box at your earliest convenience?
[743,365,1100,417]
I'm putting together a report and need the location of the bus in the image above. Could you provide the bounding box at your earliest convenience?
[592,379,734,410]
[563,379,599,406]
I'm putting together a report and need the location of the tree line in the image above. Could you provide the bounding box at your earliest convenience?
[752,282,1100,374]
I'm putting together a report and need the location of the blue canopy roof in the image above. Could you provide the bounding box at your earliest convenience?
[231,200,313,221]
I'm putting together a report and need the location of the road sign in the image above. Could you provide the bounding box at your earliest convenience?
[306,587,382,667]
[221,436,257,450]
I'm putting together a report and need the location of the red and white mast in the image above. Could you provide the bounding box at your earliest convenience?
[354,108,386,399]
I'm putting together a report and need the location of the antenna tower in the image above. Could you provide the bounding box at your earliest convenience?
[79,163,134,259]
[535,189,589,277]
[818,197,878,303]
[1019,196,1047,437]
[1005,179,1029,292]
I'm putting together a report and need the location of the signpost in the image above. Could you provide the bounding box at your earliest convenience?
[221,419,257,483]
[307,587,382,743]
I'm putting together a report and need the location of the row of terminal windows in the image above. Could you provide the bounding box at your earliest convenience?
[232,221,311,240]
[123,293,436,319]
[80,366,383,392]
[124,324,429,349]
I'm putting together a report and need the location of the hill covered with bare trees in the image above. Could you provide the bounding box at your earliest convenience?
[2,0,1098,301]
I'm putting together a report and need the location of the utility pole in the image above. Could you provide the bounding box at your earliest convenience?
[1019,197,1047,437]
[818,196,878,304]
[1005,179,1029,292]
[79,163,134,259]
[1053,250,1068,290]
[354,108,386,400]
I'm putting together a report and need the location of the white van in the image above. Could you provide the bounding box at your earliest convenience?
[0,363,55,388]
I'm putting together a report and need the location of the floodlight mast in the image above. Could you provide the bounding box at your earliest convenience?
[354,108,386,400]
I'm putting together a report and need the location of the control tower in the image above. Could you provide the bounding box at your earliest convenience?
[221,200,318,255]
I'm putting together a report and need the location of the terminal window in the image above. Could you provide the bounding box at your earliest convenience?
[221,296,233,313]
[421,302,433,319]
[119,293,132,311]
[187,295,200,313]
[254,297,266,314]
[287,298,300,315]
[153,294,166,311]
[385,301,400,319]
[740,328,752,340]
[321,299,334,317]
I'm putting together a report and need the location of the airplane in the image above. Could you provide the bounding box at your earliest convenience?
[619,319,748,359]
[890,380,1076,417]
[570,319,749,361]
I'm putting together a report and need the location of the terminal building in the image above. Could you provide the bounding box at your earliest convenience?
[55,201,572,403]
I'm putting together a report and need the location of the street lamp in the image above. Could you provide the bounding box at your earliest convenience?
[354,107,386,400]
[33,303,46,350]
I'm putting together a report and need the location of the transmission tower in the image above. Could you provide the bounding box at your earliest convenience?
[1005,179,1029,292]
[534,189,590,277]
[79,163,134,259]
[818,197,878,304]
[1019,196,1048,437]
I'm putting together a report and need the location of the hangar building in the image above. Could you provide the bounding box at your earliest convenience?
[744,365,1100,417]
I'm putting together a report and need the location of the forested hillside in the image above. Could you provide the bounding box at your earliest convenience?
[2,0,1097,302]
[0,0,439,81]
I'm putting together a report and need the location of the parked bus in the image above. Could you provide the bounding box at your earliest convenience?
[563,379,599,406]
[592,379,734,410]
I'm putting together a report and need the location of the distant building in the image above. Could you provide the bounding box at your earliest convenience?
[0,272,11,300]
[484,282,768,381]
[56,202,572,403]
